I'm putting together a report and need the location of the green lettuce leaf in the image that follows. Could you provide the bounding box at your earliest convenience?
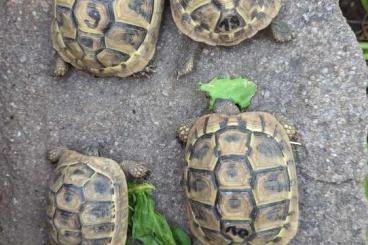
[171,227,191,245]
[199,77,257,110]
[127,183,191,245]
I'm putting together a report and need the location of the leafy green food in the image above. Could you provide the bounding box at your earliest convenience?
[171,227,191,245]
[199,77,257,110]
[361,0,368,14]
[128,183,191,245]
[359,42,368,60]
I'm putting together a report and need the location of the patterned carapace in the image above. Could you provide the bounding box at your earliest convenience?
[184,112,298,244]
[51,0,163,77]
[47,150,128,245]
[171,0,281,46]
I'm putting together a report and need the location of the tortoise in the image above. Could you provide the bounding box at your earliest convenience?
[171,0,294,77]
[51,0,164,77]
[46,146,150,245]
[177,99,299,244]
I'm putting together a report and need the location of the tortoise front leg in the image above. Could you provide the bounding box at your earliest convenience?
[176,118,196,144]
[273,113,297,141]
[48,146,68,163]
[52,55,69,77]
[120,160,151,180]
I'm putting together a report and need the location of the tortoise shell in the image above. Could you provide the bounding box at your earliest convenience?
[171,0,281,46]
[47,149,128,245]
[183,112,298,244]
[51,0,164,77]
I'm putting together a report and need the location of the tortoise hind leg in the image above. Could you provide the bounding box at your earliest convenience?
[52,55,69,77]
[176,36,201,78]
[120,160,151,179]
[271,20,295,42]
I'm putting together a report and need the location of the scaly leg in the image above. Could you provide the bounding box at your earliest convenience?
[271,19,295,42]
[176,36,201,78]
[120,160,151,179]
[53,55,69,77]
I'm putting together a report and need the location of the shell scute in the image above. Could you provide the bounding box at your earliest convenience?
[55,6,77,39]
[82,237,112,245]
[83,173,114,202]
[253,167,290,204]
[189,202,220,231]
[201,228,231,243]
[215,156,251,189]
[221,220,253,243]
[56,184,85,212]
[57,229,82,245]
[216,128,250,156]
[255,200,289,231]
[63,162,95,187]
[50,170,65,193]
[217,191,254,220]
[47,191,57,218]
[96,49,130,67]
[82,222,115,239]
[54,209,81,230]
[248,133,285,170]
[73,1,112,34]
[187,169,217,205]
[80,201,114,225]
[77,32,104,52]
[189,135,217,170]
[64,40,85,59]
[252,227,282,244]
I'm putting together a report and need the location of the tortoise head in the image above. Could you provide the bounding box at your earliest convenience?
[213,99,240,115]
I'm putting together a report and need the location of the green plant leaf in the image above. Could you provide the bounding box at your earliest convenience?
[359,42,368,50]
[171,227,191,245]
[361,0,368,14]
[199,77,257,110]
[127,183,191,245]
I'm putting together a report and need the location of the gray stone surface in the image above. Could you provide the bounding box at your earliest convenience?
[0,0,367,244]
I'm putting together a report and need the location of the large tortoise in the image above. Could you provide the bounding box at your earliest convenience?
[51,0,164,77]
[171,0,294,77]
[177,100,299,244]
[46,146,150,245]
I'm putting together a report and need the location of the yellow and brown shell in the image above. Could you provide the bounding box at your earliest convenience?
[184,112,298,244]
[51,0,164,77]
[171,0,281,46]
[47,149,128,245]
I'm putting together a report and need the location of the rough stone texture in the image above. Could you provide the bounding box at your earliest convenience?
[0,0,367,244]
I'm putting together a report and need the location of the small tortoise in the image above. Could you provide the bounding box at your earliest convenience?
[171,0,294,77]
[177,100,299,244]
[51,0,164,77]
[46,146,150,245]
